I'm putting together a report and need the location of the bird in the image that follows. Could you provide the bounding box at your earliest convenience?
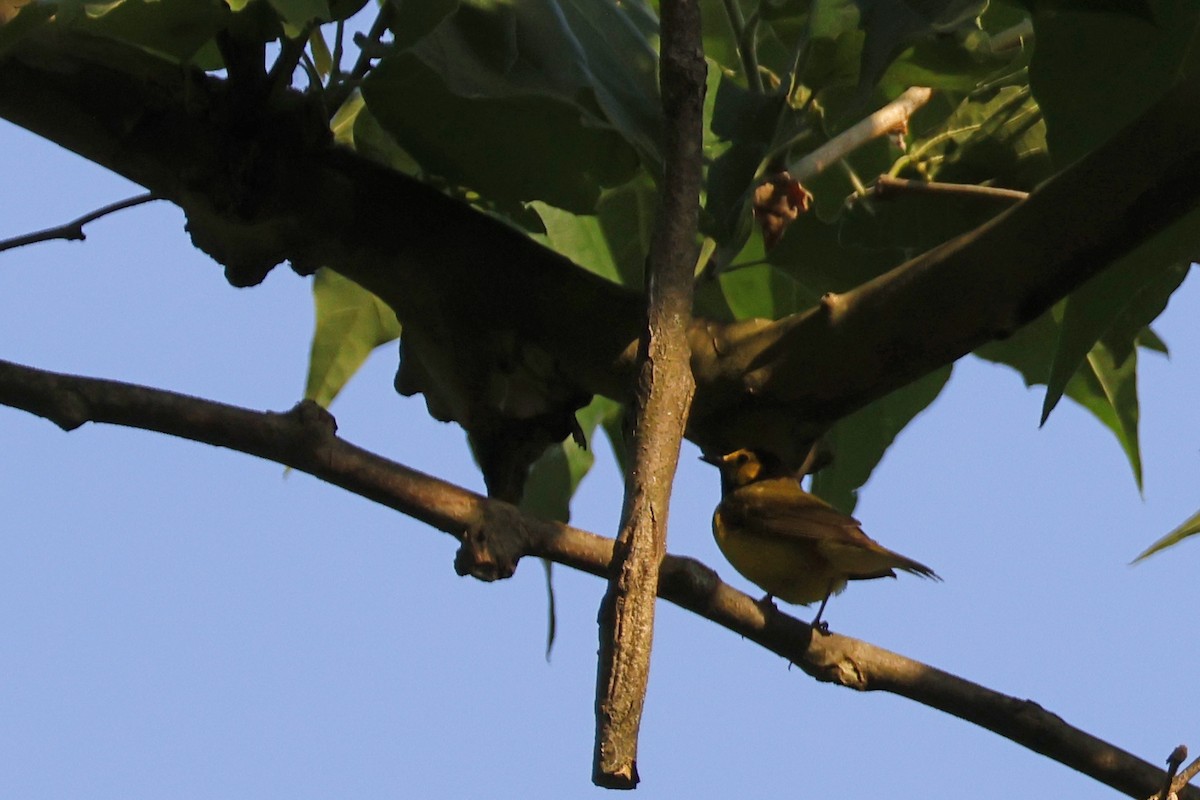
[703,448,939,630]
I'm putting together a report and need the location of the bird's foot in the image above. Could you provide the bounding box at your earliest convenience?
[756,594,779,616]
[810,584,833,635]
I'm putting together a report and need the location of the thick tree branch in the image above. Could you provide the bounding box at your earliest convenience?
[593,0,704,787]
[0,355,1193,800]
[4,28,1200,469]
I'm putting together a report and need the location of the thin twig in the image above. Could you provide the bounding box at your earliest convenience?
[0,193,160,255]
[0,354,1194,800]
[873,175,1029,204]
[1155,748,1200,800]
[1159,745,1188,800]
[789,87,933,183]
[325,3,394,115]
[331,19,346,81]
[348,3,393,82]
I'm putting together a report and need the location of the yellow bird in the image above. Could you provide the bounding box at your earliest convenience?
[704,448,939,629]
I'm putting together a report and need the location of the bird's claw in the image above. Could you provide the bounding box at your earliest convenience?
[756,594,779,616]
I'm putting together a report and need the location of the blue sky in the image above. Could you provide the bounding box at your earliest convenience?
[2,115,1198,799]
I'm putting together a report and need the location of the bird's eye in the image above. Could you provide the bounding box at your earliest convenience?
[735,452,749,464]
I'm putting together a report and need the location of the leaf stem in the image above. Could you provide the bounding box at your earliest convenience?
[719,0,763,92]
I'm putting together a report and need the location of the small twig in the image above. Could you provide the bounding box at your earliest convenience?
[841,160,870,200]
[267,26,312,96]
[331,19,346,81]
[299,48,323,90]
[348,3,393,82]
[0,193,160,255]
[873,175,1029,204]
[789,87,934,183]
[325,3,394,115]
[1158,745,1188,800]
[1155,747,1200,800]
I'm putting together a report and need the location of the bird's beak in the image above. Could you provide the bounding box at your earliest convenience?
[699,452,721,466]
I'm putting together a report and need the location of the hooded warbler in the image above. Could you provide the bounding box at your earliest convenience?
[705,448,939,628]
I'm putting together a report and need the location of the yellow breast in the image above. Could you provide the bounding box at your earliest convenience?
[713,509,846,605]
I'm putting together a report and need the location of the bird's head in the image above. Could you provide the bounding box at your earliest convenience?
[701,448,778,490]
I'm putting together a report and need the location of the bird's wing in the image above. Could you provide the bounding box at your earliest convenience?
[725,479,940,580]
[722,479,867,540]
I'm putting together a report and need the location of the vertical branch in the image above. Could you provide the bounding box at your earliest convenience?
[592,0,705,789]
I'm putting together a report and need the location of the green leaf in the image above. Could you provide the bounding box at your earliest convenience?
[520,434,593,524]
[528,174,656,289]
[267,0,329,28]
[811,364,953,514]
[1138,327,1168,356]
[326,0,367,21]
[767,201,905,295]
[57,0,227,64]
[978,306,1149,491]
[974,308,1059,387]
[1064,338,1142,491]
[386,0,663,174]
[898,84,1048,189]
[329,90,364,145]
[545,0,664,169]
[541,559,557,659]
[1042,261,1191,427]
[0,1,55,56]
[1133,508,1200,563]
[519,392,625,661]
[1027,1,1200,166]
[350,101,421,175]
[719,263,814,320]
[878,4,1031,98]
[519,395,624,523]
[304,269,401,408]
[852,0,989,90]
[389,0,459,49]
[362,51,640,212]
[308,26,331,78]
[704,73,793,245]
[530,203,621,283]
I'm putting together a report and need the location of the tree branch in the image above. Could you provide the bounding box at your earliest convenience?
[0,354,1192,800]
[5,29,1200,471]
[593,0,704,787]
[0,193,159,254]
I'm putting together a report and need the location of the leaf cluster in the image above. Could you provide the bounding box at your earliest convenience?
[4,0,1198,549]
